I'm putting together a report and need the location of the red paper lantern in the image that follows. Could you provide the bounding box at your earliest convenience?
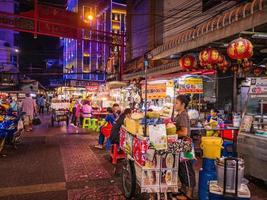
[227,37,253,62]
[179,54,197,70]
[199,48,220,69]
[218,56,230,73]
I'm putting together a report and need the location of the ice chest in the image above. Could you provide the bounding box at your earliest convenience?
[201,137,223,159]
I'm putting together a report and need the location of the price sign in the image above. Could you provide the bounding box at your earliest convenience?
[177,77,203,94]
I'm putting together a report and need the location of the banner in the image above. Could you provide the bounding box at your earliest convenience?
[249,77,267,94]
[177,77,203,94]
[142,84,166,99]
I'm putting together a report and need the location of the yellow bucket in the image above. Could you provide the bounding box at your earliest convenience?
[201,137,223,159]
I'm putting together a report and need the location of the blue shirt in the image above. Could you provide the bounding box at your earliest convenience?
[105,114,116,124]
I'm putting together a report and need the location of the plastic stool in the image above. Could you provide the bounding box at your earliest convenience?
[91,118,98,131]
[82,118,91,129]
[110,144,125,165]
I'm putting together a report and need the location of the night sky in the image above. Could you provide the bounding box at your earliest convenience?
[18,0,126,86]
[19,0,66,86]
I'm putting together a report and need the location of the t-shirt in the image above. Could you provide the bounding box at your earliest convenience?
[105,113,116,124]
[82,104,92,118]
[175,110,190,137]
[110,114,126,144]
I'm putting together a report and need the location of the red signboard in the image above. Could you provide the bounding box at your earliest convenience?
[86,85,99,92]
[39,21,82,39]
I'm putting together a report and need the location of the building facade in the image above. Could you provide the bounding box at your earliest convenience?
[0,0,19,74]
[125,0,267,111]
[63,0,126,82]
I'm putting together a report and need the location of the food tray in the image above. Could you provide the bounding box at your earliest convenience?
[135,162,160,193]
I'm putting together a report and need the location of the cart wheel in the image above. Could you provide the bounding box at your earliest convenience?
[122,159,136,199]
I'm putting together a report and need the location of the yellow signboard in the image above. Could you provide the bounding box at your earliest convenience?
[142,84,167,99]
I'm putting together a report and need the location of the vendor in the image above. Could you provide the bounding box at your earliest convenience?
[110,108,132,145]
[205,108,224,136]
[175,95,196,199]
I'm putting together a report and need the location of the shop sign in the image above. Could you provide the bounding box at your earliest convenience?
[68,80,100,87]
[249,78,267,94]
[86,85,99,92]
[177,77,203,94]
[142,84,166,99]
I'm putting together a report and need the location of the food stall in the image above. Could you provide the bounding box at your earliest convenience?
[50,98,70,127]
[141,80,174,118]
[238,77,267,182]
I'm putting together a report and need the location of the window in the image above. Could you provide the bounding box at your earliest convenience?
[83,56,90,65]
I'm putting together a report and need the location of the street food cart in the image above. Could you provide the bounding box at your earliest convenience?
[50,100,70,127]
[120,125,182,199]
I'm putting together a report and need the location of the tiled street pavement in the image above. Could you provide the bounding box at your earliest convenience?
[0,115,126,200]
[0,115,266,200]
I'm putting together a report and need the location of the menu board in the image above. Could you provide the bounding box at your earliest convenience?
[250,78,267,94]
[240,115,253,132]
[142,84,167,99]
[177,77,203,94]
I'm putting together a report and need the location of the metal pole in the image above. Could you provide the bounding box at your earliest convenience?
[120,34,125,81]
[144,57,148,137]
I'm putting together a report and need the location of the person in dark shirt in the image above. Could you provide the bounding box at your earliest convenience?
[174,95,196,199]
[110,108,132,145]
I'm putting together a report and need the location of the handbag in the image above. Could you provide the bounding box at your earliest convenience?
[32,116,41,126]
[167,136,193,154]
[101,122,112,138]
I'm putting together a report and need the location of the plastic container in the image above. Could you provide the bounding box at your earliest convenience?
[201,137,223,159]
[222,141,234,157]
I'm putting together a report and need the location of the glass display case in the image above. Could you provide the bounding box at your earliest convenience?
[238,77,267,182]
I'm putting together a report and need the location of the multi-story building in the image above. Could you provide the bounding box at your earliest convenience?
[63,0,126,82]
[125,0,267,107]
[0,0,19,74]
[125,0,267,77]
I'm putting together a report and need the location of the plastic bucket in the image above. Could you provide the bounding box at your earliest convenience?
[201,137,223,159]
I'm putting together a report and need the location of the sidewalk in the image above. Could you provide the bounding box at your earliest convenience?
[0,115,125,200]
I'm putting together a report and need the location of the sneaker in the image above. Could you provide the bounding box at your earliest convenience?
[94,145,103,149]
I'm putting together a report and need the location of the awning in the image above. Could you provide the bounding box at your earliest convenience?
[151,0,267,60]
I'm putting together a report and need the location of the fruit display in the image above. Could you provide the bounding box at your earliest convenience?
[147,111,160,119]
[166,123,176,135]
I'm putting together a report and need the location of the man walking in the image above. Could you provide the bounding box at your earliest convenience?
[22,93,36,132]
